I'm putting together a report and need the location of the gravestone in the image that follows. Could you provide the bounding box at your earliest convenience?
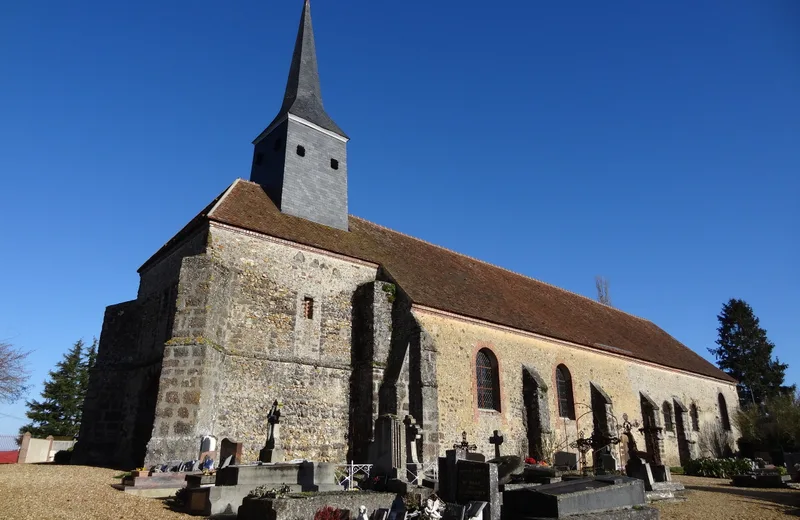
[600,454,616,473]
[219,438,243,466]
[456,460,500,520]
[625,455,655,491]
[259,400,285,463]
[553,451,578,471]
[487,456,523,485]
[373,414,406,480]
[200,435,217,454]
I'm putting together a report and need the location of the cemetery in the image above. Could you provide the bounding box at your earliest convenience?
[102,398,674,520]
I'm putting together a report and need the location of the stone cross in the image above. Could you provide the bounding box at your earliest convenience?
[266,400,281,450]
[404,415,424,464]
[489,430,504,459]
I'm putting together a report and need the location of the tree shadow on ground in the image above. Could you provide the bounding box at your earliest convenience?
[685,484,800,517]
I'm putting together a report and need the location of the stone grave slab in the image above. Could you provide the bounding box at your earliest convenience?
[501,475,646,519]
[188,461,339,516]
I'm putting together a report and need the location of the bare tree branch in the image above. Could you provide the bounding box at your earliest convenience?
[0,341,32,403]
[595,276,612,306]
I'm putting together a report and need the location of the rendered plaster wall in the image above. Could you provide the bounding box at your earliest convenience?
[421,310,740,468]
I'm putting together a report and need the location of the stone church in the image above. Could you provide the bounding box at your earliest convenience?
[74,1,739,471]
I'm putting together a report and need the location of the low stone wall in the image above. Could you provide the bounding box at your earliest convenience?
[238,491,399,520]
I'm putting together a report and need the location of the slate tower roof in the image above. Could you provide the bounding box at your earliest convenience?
[249,0,349,231]
[255,0,347,141]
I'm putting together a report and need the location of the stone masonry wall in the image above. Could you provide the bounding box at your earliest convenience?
[201,224,378,463]
[419,309,740,468]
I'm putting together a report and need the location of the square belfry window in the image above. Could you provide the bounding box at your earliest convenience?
[303,297,314,319]
[296,145,306,157]
[330,158,339,170]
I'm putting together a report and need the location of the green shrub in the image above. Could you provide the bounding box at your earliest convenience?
[669,466,685,475]
[683,457,753,478]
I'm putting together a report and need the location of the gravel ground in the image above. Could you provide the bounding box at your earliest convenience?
[657,475,800,520]
[2,465,800,519]
[0,464,195,520]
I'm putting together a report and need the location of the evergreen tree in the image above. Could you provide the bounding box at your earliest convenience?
[20,338,96,438]
[709,299,788,406]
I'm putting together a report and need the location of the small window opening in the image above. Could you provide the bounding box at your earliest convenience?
[296,145,306,157]
[254,153,263,166]
[662,401,674,432]
[273,138,283,152]
[303,297,314,319]
[330,158,339,170]
[690,403,700,431]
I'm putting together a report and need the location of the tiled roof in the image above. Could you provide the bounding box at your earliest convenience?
[143,179,735,383]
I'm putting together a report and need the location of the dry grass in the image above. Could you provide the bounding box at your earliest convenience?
[0,464,195,520]
[657,475,800,520]
[2,465,800,519]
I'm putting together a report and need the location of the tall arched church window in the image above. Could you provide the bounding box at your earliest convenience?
[690,403,700,431]
[555,365,575,419]
[662,401,674,432]
[476,349,500,411]
[718,394,731,431]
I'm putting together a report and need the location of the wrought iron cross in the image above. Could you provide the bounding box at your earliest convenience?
[453,431,477,452]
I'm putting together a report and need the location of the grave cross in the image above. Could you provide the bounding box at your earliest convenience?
[489,430,504,459]
[404,415,424,464]
[453,431,478,452]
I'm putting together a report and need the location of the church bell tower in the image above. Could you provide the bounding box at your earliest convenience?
[250,0,349,231]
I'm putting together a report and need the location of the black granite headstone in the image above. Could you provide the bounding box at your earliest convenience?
[456,460,500,520]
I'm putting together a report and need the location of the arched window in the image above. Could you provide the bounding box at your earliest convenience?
[718,393,731,431]
[555,365,575,419]
[690,403,700,431]
[662,401,674,432]
[476,349,500,411]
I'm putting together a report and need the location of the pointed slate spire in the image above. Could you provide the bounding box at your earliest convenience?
[262,0,347,139]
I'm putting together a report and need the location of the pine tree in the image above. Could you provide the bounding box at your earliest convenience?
[709,299,788,406]
[20,338,96,438]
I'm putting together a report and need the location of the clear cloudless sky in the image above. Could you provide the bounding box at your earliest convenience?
[1,0,798,433]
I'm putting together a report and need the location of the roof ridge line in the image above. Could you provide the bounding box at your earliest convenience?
[348,214,653,325]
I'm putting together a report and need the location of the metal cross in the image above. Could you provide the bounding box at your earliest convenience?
[453,431,477,452]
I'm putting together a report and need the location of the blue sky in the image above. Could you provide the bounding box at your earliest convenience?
[1,0,797,433]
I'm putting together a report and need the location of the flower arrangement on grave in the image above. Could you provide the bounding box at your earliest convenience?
[524,457,549,466]
[420,495,445,520]
[314,505,346,520]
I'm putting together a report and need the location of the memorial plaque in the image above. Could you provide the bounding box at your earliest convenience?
[457,461,492,502]
[456,460,500,520]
